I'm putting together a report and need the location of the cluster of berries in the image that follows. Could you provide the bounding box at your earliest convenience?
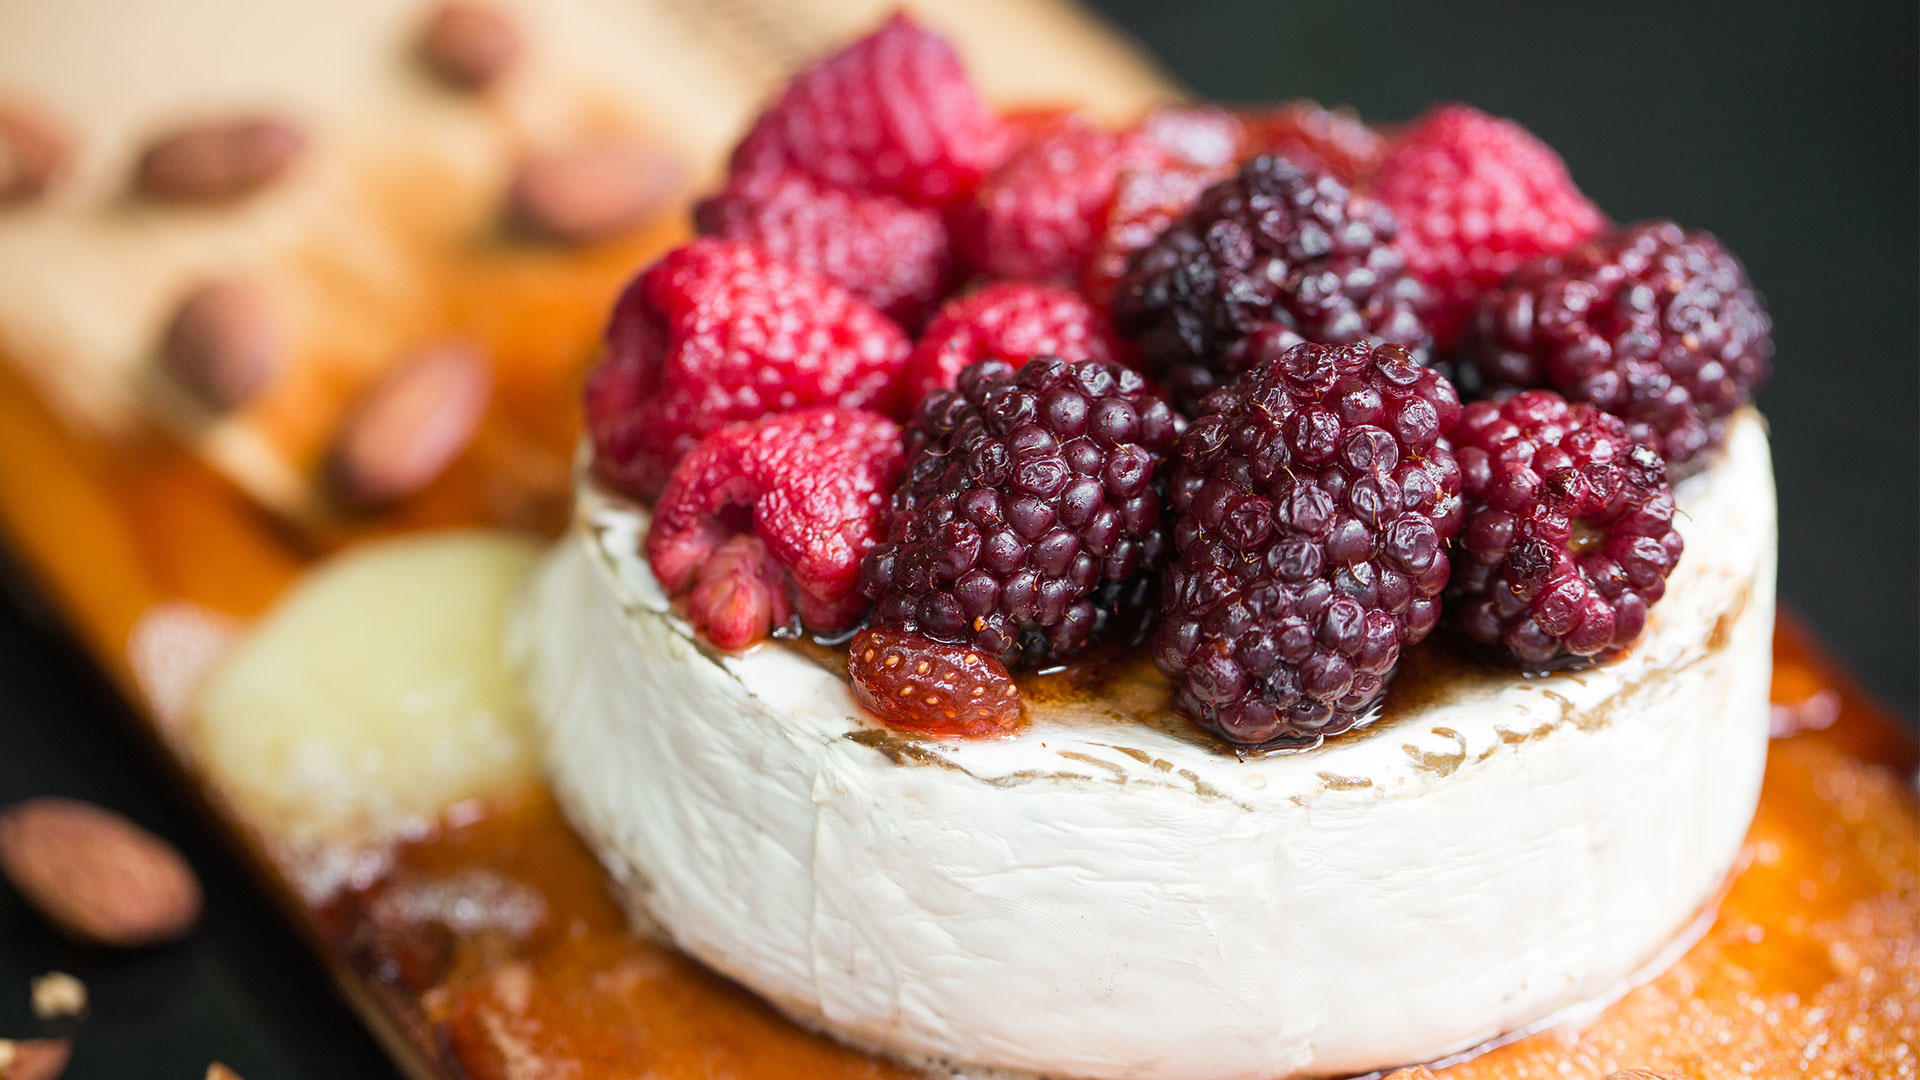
[582,16,1773,750]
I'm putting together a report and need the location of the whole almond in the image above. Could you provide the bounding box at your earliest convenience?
[0,798,201,947]
[0,1038,72,1080]
[329,342,491,509]
[507,141,677,244]
[420,2,523,91]
[28,971,86,1020]
[135,117,305,203]
[0,104,70,205]
[161,279,280,409]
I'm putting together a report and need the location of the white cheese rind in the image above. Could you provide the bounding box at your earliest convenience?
[510,415,1776,1080]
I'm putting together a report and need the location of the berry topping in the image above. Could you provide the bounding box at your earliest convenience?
[1152,342,1463,751]
[847,627,1024,737]
[862,358,1180,666]
[1464,220,1772,476]
[1372,104,1605,350]
[1237,101,1383,187]
[959,112,1167,285]
[903,282,1118,407]
[1082,102,1381,311]
[584,239,912,500]
[1446,390,1683,665]
[728,14,1004,209]
[695,166,955,330]
[1113,155,1430,413]
[1082,160,1229,313]
[647,408,905,649]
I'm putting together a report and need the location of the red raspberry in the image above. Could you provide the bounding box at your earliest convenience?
[1237,101,1383,187]
[902,282,1117,407]
[695,166,956,330]
[847,627,1024,737]
[584,239,911,500]
[728,14,1004,209]
[958,112,1168,285]
[1447,390,1682,666]
[647,408,904,649]
[1372,104,1605,350]
[1132,104,1245,169]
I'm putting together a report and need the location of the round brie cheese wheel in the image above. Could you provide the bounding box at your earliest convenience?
[510,413,1776,1080]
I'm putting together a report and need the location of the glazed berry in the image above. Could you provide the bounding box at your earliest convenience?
[861,358,1180,666]
[1372,104,1605,350]
[1082,161,1229,312]
[1464,220,1771,476]
[847,627,1024,737]
[903,282,1118,407]
[727,14,1004,209]
[1113,155,1430,413]
[1237,101,1383,187]
[695,166,955,330]
[584,239,911,500]
[1083,103,1381,311]
[1153,342,1463,751]
[647,408,904,650]
[1446,390,1682,666]
[959,112,1167,285]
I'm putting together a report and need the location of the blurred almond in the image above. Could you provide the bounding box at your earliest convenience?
[0,1038,72,1080]
[206,1065,244,1080]
[161,279,280,409]
[136,117,305,203]
[27,972,86,1020]
[329,342,491,509]
[420,2,522,91]
[508,141,677,244]
[0,797,201,947]
[0,104,69,204]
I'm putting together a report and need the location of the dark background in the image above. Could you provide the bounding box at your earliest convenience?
[1,3,1914,1077]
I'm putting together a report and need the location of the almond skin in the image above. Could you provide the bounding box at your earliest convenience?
[160,279,280,409]
[0,1038,73,1080]
[135,117,305,203]
[0,798,202,947]
[507,141,678,244]
[329,342,492,510]
[0,104,70,204]
[420,2,522,91]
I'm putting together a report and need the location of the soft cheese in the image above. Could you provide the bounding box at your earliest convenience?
[510,413,1776,1080]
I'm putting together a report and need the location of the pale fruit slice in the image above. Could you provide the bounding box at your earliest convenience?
[194,531,540,843]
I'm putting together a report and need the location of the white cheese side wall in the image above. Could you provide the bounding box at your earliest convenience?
[509,414,1776,1080]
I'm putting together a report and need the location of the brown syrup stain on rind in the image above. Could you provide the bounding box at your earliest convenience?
[1403,725,1468,777]
[1316,771,1373,791]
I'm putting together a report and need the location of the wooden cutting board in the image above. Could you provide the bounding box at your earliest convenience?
[0,1,1913,1078]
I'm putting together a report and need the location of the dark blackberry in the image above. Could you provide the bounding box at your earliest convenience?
[1446,390,1683,666]
[1464,220,1771,477]
[1111,154,1430,413]
[1152,342,1462,751]
[860,357,1180,666]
